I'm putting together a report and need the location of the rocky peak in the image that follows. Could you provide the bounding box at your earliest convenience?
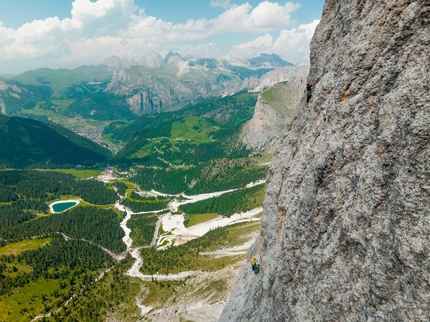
[144,51,164,68]
[103,55,123,72]
[164,51,184,64]
[220,0,430,321]
[102,55,137,72]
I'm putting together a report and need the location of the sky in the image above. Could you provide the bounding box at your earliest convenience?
[0,0,325,74]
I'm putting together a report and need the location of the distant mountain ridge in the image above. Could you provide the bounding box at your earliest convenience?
[103,52,306,115]
[102,52,293,71]
[0,53,307,144]
[248,53,295,68]
[0,53,303,117]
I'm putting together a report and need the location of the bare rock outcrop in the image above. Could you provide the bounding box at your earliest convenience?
[244,80,304,153]
[0,80,24,114]
[240,66,308,92]
[127,89,162,115]
[220,0,430,321]
[139,52,164,68]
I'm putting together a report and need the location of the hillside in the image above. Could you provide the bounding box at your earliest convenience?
[107,91,272,195]
[0,115,111,168]
[11,66,113,94]
[0,78,53,115]
[108,92,258,168]
[220,0,430,321]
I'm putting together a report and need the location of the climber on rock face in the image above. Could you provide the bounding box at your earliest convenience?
[305,81,313,103]
[251,257,257,271]
[251,257,261,274]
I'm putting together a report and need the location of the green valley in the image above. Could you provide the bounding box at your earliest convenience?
[0,68,296,321]
[0,164,265,321]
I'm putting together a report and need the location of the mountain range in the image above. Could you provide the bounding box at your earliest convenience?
[0,53,306,121]
[0,52,308,160]
[0,51,309,174]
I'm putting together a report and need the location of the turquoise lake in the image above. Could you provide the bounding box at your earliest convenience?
[51,201,78,213]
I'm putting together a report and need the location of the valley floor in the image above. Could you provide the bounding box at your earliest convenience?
[115,183,263,321]
[30,169,263,322]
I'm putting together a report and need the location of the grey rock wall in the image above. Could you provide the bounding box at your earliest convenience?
[220,0,430,321]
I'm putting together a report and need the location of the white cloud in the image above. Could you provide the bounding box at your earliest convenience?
[172,1,300,38]
[273,20,319,62]
[231,19,320,63]
[209,0,233,8]
[232,34,273,54]
[213,1,299,33]
[68,0,137,35]
[1,17,66,60]
[0,0,139,61]
[0,22,16,50]
[0,0,313,72]
[172,42,221,58]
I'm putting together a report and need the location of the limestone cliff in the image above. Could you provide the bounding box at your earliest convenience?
[240,66,308,92]
[220,0,430,321]
[244,79,304,153]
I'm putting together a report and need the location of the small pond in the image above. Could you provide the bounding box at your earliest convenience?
[49,200,80,213]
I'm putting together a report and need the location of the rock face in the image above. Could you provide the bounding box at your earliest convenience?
[220,0,430,321]
[0,80,23,114]
[126,88,162,115]
[244,79,305,153]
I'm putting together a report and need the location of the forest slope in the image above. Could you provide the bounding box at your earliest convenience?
[0,115,110,168]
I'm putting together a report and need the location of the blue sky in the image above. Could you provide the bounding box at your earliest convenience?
[0,0,325,74]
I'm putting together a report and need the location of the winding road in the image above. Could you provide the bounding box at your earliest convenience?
[41,179,265,320]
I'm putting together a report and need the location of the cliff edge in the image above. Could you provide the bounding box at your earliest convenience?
[244,79,304,153]
[220,0,429,321]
